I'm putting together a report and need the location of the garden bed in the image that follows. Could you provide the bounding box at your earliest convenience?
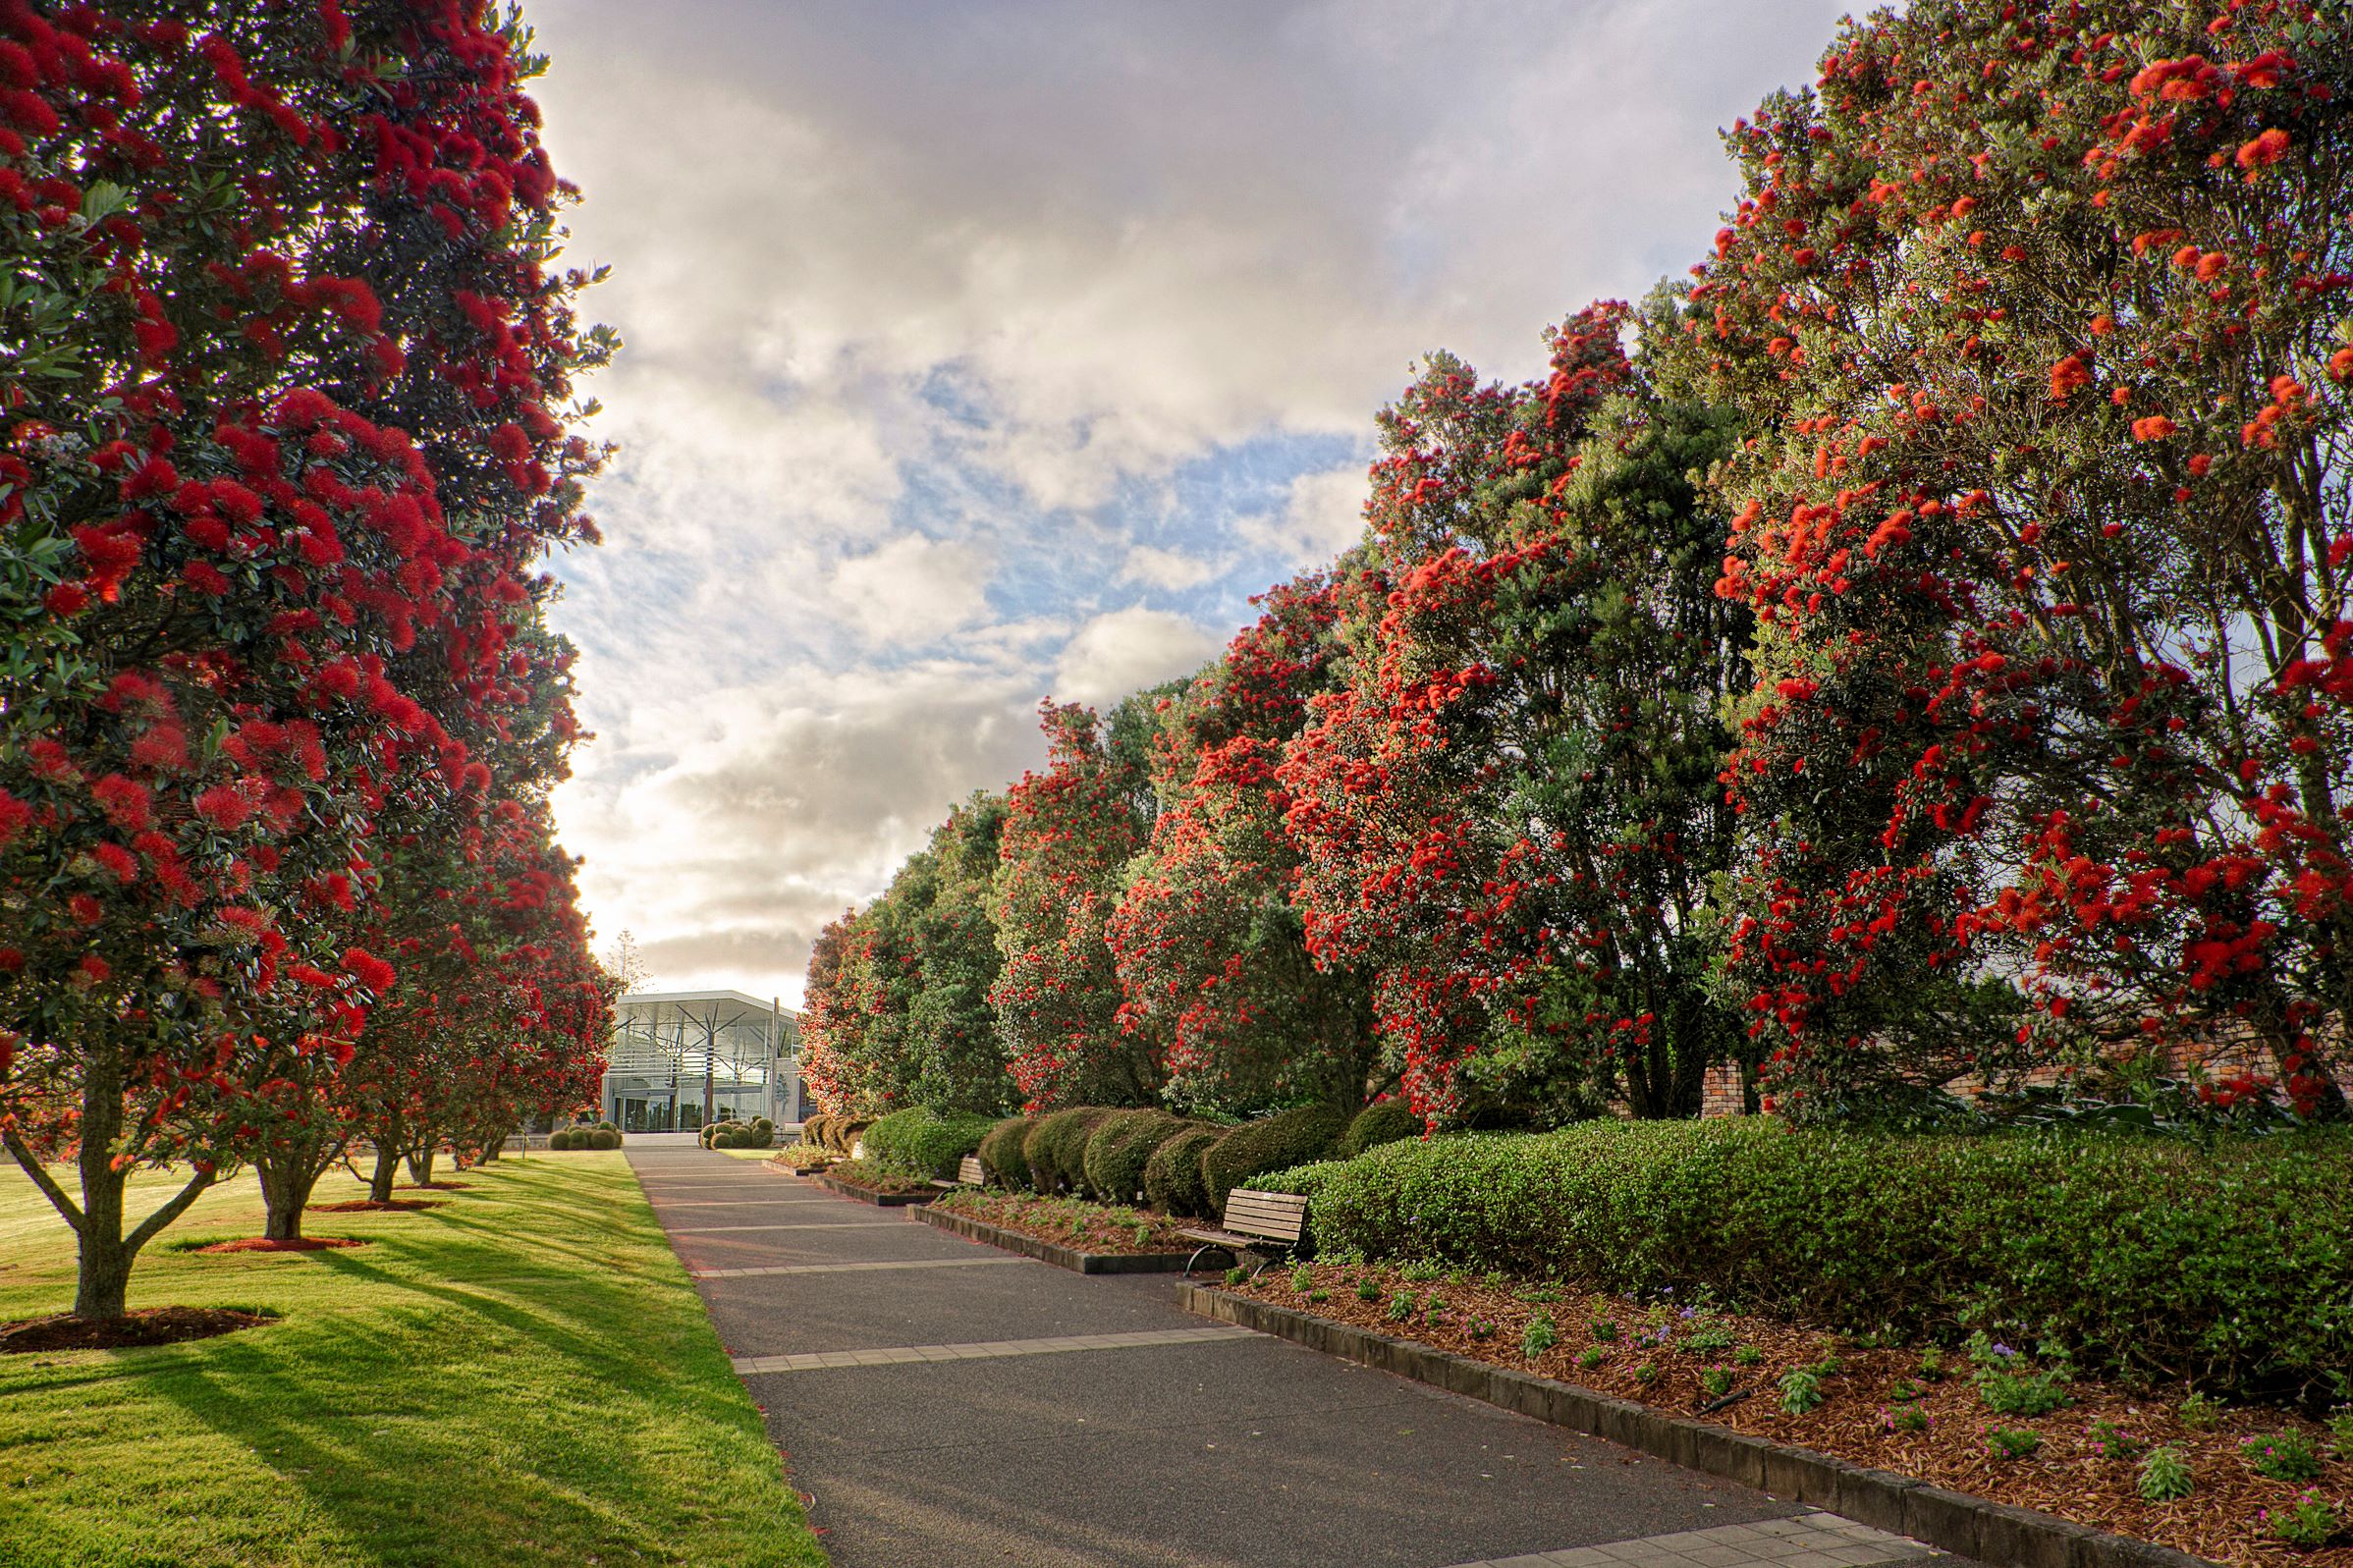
[919,1194,1194,1274]
[1200,1262,2348,1567]
[927,1190,1194,1259]
[815,1162,937,1205]
[1,1305,276,1354]
[312,1199,444,1213]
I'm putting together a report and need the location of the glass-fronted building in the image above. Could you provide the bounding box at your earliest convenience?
[601,989,803,1132]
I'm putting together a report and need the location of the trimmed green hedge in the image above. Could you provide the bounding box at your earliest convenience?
[1202,1105,1349,1214]
[1143,1126,1222,1217]
[1332,1099,1420,1159]
[1295,1121,2353,1402]
[978,1116,1035,1189]
[589,1128,623,1150]
[1083,1110,1192,1205]
[1024,1108,1112,1194]
[862,1106,996,1179]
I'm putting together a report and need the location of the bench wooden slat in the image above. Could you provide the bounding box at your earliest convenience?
[957,1155,985,1186]
[1212,1188,1308,1244]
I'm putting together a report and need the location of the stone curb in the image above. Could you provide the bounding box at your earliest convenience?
[917,1205,1195,1274]
[1177,1286,2219,1568]
[814,1172,936,1208]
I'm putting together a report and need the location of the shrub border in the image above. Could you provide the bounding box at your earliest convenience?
[918,1205,1193,1275]
[1177,1285,2219,1568]
[815,1172,937,1208]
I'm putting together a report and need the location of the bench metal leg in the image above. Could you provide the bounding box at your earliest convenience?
[1184,1243,1237,1279]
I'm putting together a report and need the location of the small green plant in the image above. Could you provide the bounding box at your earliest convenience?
[2177,1391,2220,1432]
[1482,1271,1507,1289]
[1467,1318,1497,1341]
[2330,1406,2353,1460]
[1884,1404,1932,1435]
[2241,1431,2325,1484]
[1446,1269,1467,1287]
[1681,1314,1736,1354]
[1521,1311,1558,1361]
[1422,1295,1449,1325]
[1633,1362,1658,1385]
[1132,1223,1151,1246]
[1386,1292,1416,1323]
[1986,1426,2042,1460]
[2272,1491,2339,1549]
[1400,1260,1443,1283]
[1590,1317,1620,1342]
[1733,1344,1763,1368]
[1355,1276,1382,1303]
[1515,1286,1562,1304]
[1700,1366,1736,1398]
[1968,1332,2069,1418]
[2137,1446,2194,1502]
[1224,1266,1247,1287]
[2086,1418,2143,1461]
[1886,1379,1925,1405]
[1778,1367,1826,1415]
[1289,1264,1314,1293]
[1916,1347,1945,1381]
[1576,1346,1607,1371]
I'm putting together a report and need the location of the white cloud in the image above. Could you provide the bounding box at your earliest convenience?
[1117,543,1227,592]
[1052,607,1227,709]
[828,535,996,643]
[1240,462,1372,569]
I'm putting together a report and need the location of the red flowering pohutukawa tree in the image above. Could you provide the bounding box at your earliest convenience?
[0,2,610,1315]
[1282,305,1757,1124]
[1669,0,2352,1116]
[1108,574,1383,1116]
[989,694,1171,1108]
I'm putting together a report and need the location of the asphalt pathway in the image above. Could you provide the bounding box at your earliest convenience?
[630,1146,1947,1568]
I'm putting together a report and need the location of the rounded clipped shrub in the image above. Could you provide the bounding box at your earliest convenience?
[549,1128,576,1152]
[1333,1099,1421,1160]
[1144,1125,1223,1217]
[862,1106,997,1180]
[838,1117,874,1156]
[798,1112,834,1151]
[589,1128,622,1151]
[595,1119,618,1133]
[1023,1107,1111,1194]
[978,1116,1035,1190]
[1083,1110,1191,1205]
[1202,1105,1349,1214]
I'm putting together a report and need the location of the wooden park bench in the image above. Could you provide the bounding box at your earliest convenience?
[1179,1189,1309,1280]
[931,1155,987,1191]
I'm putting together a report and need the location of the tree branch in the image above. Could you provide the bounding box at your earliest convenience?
[125,1167,218,1257]
[1,1130,83,1234]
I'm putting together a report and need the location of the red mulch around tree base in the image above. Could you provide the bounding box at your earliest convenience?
[400,1181,469,1190]
[192,1237,368,1255]
[0,1306,272,1354]
[310,1199,444,1213]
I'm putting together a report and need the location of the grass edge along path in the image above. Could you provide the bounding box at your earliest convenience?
[0,1150,825,1568]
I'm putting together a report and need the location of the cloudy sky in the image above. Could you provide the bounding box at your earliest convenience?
[525,0,1852,1004]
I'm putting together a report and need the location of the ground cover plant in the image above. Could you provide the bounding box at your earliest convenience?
[1220,1260,2350,1568]
[0,1155,821,1568]
[819,1158,934,1197]
[931,1188,1193,1255]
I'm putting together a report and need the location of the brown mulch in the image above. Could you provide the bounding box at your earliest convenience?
[400,1181,469,1191]
[310,1199,444,1213]
[1,1305,273,1354]
[1226,1263,2350,1568]
[932,1190,1193,1255]
[191,1237,368,1255]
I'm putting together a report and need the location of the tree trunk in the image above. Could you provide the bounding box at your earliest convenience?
[368,1140,402,1203]
[407,1144,435,1187]
[255,1154,320,1242]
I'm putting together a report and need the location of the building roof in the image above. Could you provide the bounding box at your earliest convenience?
[617,988,793,1013]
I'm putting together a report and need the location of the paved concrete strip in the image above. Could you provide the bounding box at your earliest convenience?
[671,1220,912,1233]
[733,1325,1256,1375]
[693,1258,1032,1280]
[653,1199,845,1208]
[1445,1512,1943,1568]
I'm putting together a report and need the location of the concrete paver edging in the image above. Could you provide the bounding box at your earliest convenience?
[814,1171,937,1207]
[1178,1285,2219,1568]
[917,1202,1195,1273]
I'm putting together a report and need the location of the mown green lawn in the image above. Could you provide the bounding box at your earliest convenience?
[0,1152,824,1568]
